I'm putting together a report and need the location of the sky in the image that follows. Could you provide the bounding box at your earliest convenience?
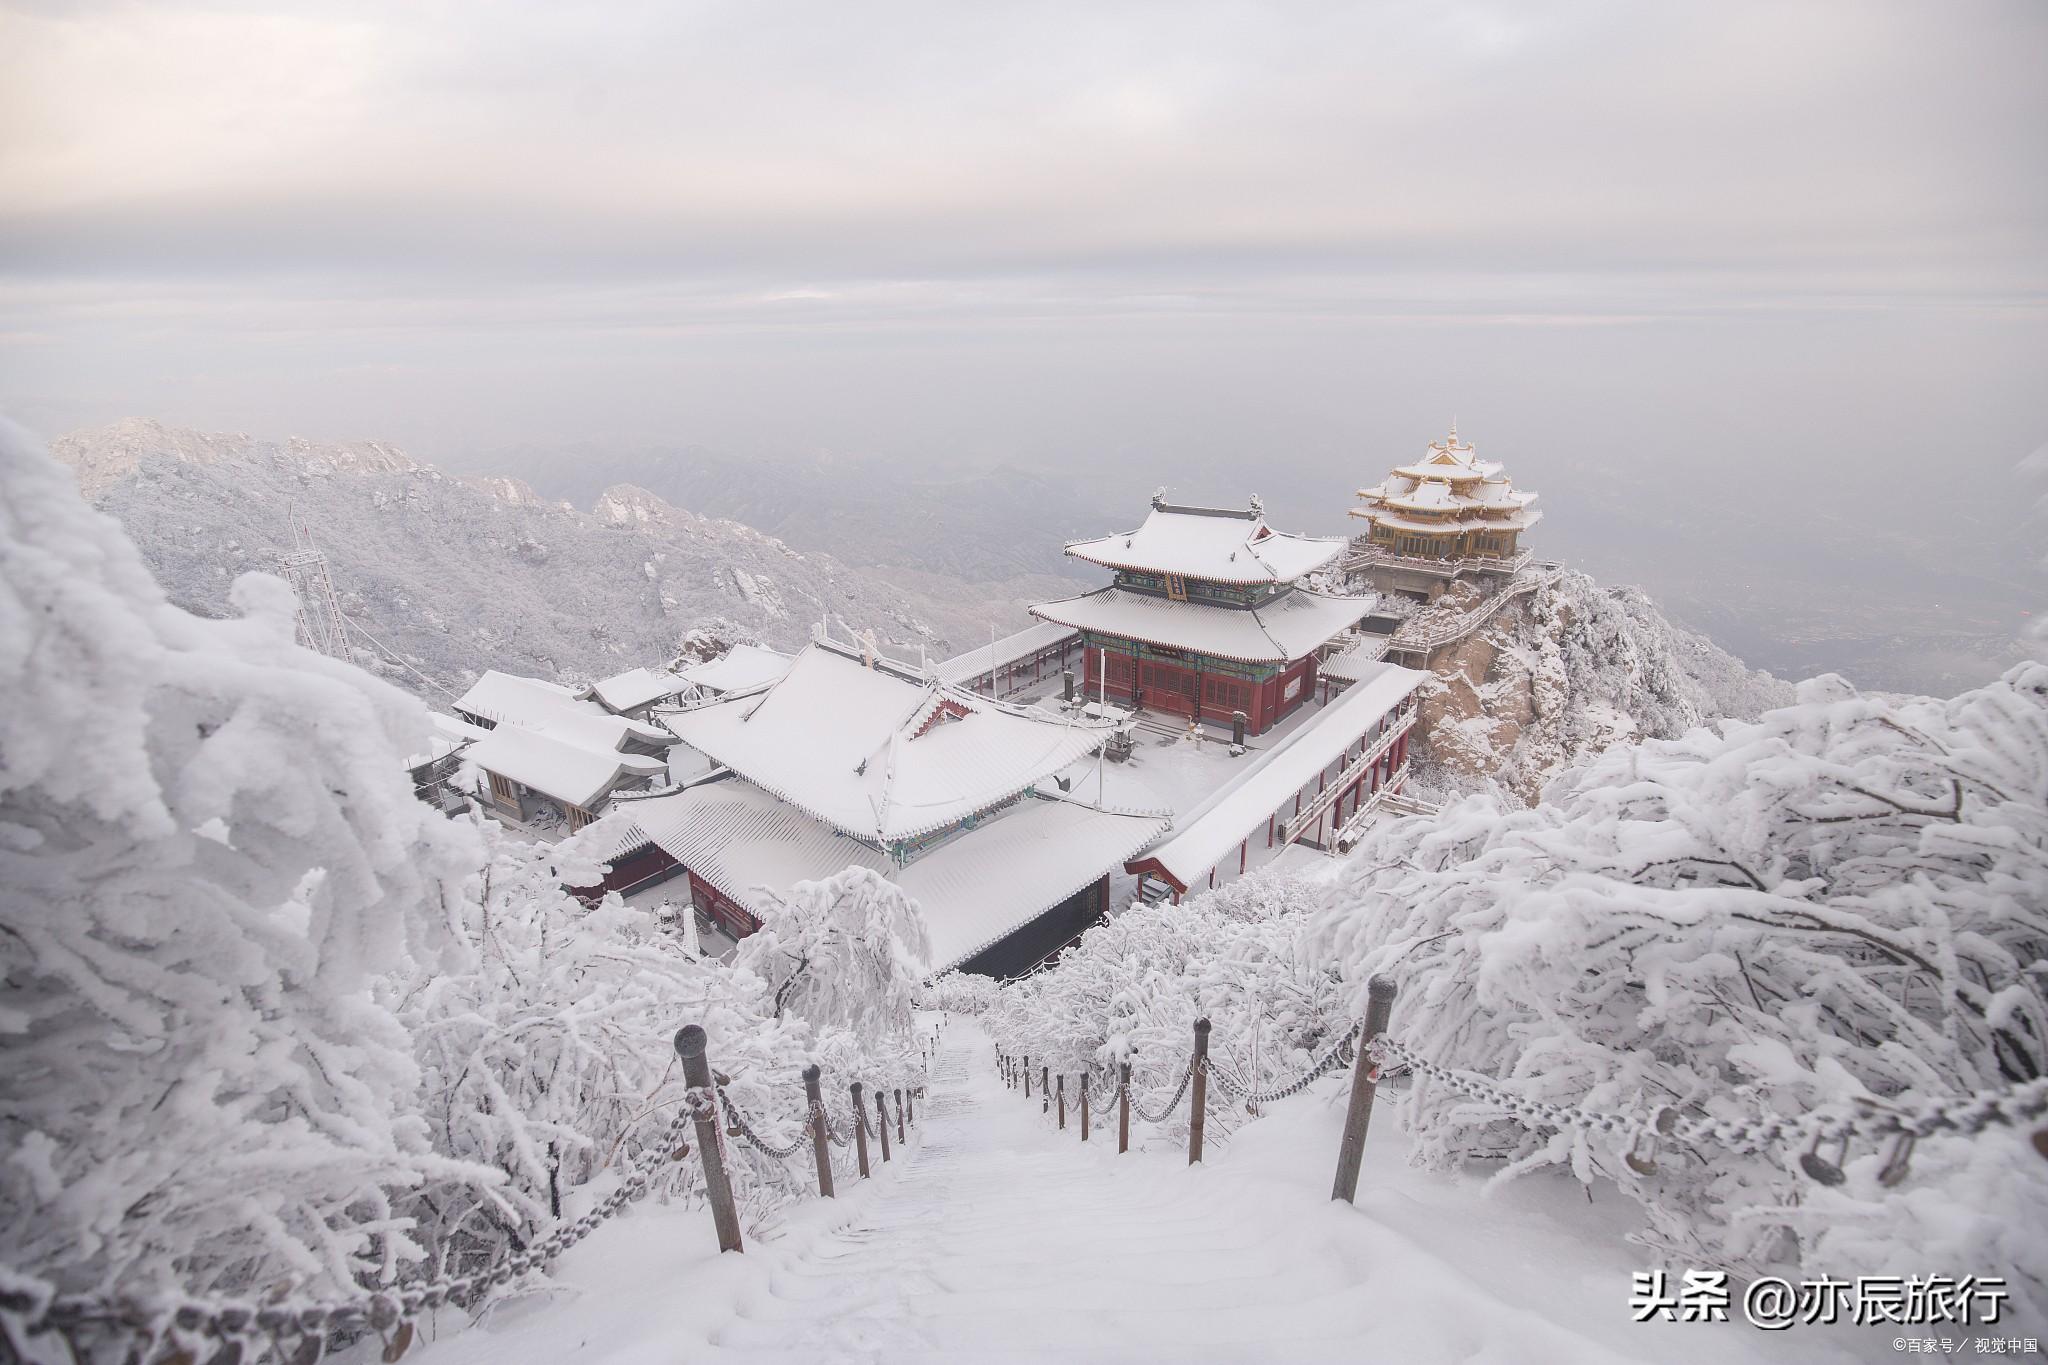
[3,0,2046,657]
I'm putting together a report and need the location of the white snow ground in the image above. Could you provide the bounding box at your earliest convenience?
[404,1019,1886,1364]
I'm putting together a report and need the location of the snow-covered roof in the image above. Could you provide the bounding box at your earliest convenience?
[677,644,794,695]
[1128,660,1425,891]
[454,669,672,749]
[454,670,580,724]
[934,622,1079,686]
[1029,587,1369,664]
[665,643,1116,844]
[1319,637,1390,682]
[467,726,668,810]
[404,711,489,771]
[1064,501,1342,585]
[1387,480,1460,512]
[1354,428,1540,538]
[618,778,1168,973]
[898,793,1170,972]
[586,666,684,713]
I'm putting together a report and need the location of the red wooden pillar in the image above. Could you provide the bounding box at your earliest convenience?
[1266,813,1275,848]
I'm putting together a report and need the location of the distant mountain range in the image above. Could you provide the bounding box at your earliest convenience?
[455,435,2044,697]
[442,438,1126,584]
[53,418,1081,697]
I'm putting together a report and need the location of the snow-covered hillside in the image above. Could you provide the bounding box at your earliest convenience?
[1408,569,1794,802]
[52,418,1078,697]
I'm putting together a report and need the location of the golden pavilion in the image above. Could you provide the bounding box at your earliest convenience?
[1346,425,1540,599]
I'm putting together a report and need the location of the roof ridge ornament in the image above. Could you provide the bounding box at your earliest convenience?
[1150,486,1167,510]
[1248,493,1263,515]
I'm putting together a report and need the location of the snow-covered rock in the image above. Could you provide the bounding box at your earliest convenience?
[1409,569,1793,802]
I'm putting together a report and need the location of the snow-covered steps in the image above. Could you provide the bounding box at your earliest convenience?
[409,1021,1880,1365]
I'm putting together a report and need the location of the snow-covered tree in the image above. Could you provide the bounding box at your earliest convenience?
[0,419,494,1308]
[1314,665,2048,1312]
[388,819,694,1280]
[735,868,931,1055]
[980,871,1351,1143]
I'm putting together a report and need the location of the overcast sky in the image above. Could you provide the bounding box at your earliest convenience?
[3,0,2044,518]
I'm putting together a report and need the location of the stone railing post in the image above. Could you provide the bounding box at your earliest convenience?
[674,1025,743,1254]
[1118,1062,1131,1154]
[803,1064,833,1199]
[850,1080,871,1179]
[1188,1017,1211,1166]
[1332,975,1399,1204]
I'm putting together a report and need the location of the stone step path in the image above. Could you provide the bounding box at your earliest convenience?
[694,1021,1548,1364]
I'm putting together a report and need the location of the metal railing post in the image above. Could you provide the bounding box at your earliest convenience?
[673,1025,743,1254]
[1188,1017,1211,1165]
[1333,975,1399,1204]
[1118,1062,1131,1154]
[803,1064,834,1198]
[850,1081,870,1178]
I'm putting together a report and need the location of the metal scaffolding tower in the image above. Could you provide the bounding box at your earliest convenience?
[278,509,350,661]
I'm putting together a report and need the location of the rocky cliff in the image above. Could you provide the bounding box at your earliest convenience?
[1406,571,1793,803]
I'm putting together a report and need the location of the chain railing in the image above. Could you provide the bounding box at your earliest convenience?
[1204,1023,1361,1105]
[6,1025,936,1365]
[990,974,2048,1201]
[1370,1033,2048,1181]
[9,1103,696,1364]
[1128,1063,1195,1124]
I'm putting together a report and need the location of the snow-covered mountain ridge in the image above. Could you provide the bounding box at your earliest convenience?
[52,419,1079,696]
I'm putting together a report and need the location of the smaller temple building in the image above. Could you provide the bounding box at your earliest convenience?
[1028,496,1366,736]
[1346,425,1540,599]
[453,670,673,831]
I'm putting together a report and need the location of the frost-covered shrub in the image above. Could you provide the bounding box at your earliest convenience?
[981,871,1348,1142]
[391,822,694,1277]
[392,840,937,1276]
[0,422,932,1356]
[1314,666,2048,1312]
[923,971,1002,1014]
[0,419,493,1306]
[736,867,931,1055]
